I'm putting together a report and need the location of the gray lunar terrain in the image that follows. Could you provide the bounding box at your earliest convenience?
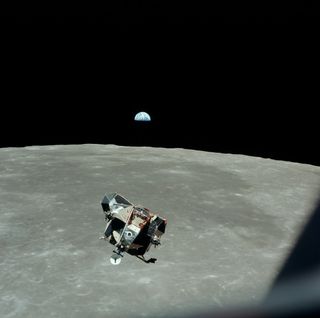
[0,145,319,318]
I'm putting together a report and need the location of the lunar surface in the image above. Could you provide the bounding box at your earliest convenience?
[0,145,319,318]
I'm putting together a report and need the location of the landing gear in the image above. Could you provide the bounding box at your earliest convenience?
[110,253,122,265]
[110,247,124,265]
[136,255,157,264]
[151,237,161,247]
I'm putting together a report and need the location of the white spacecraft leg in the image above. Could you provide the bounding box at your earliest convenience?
[110,253,122,265]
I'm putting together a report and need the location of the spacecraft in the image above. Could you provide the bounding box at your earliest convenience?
[99,193,167,265]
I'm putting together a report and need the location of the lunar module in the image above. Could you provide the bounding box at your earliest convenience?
[99,193,167,265]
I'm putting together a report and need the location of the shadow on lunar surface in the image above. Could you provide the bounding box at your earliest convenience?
[0,145,319,318]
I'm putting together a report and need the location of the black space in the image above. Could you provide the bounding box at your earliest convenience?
[1,2,319,165]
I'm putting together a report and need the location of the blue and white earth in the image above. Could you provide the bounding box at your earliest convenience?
[134,111,151,121]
